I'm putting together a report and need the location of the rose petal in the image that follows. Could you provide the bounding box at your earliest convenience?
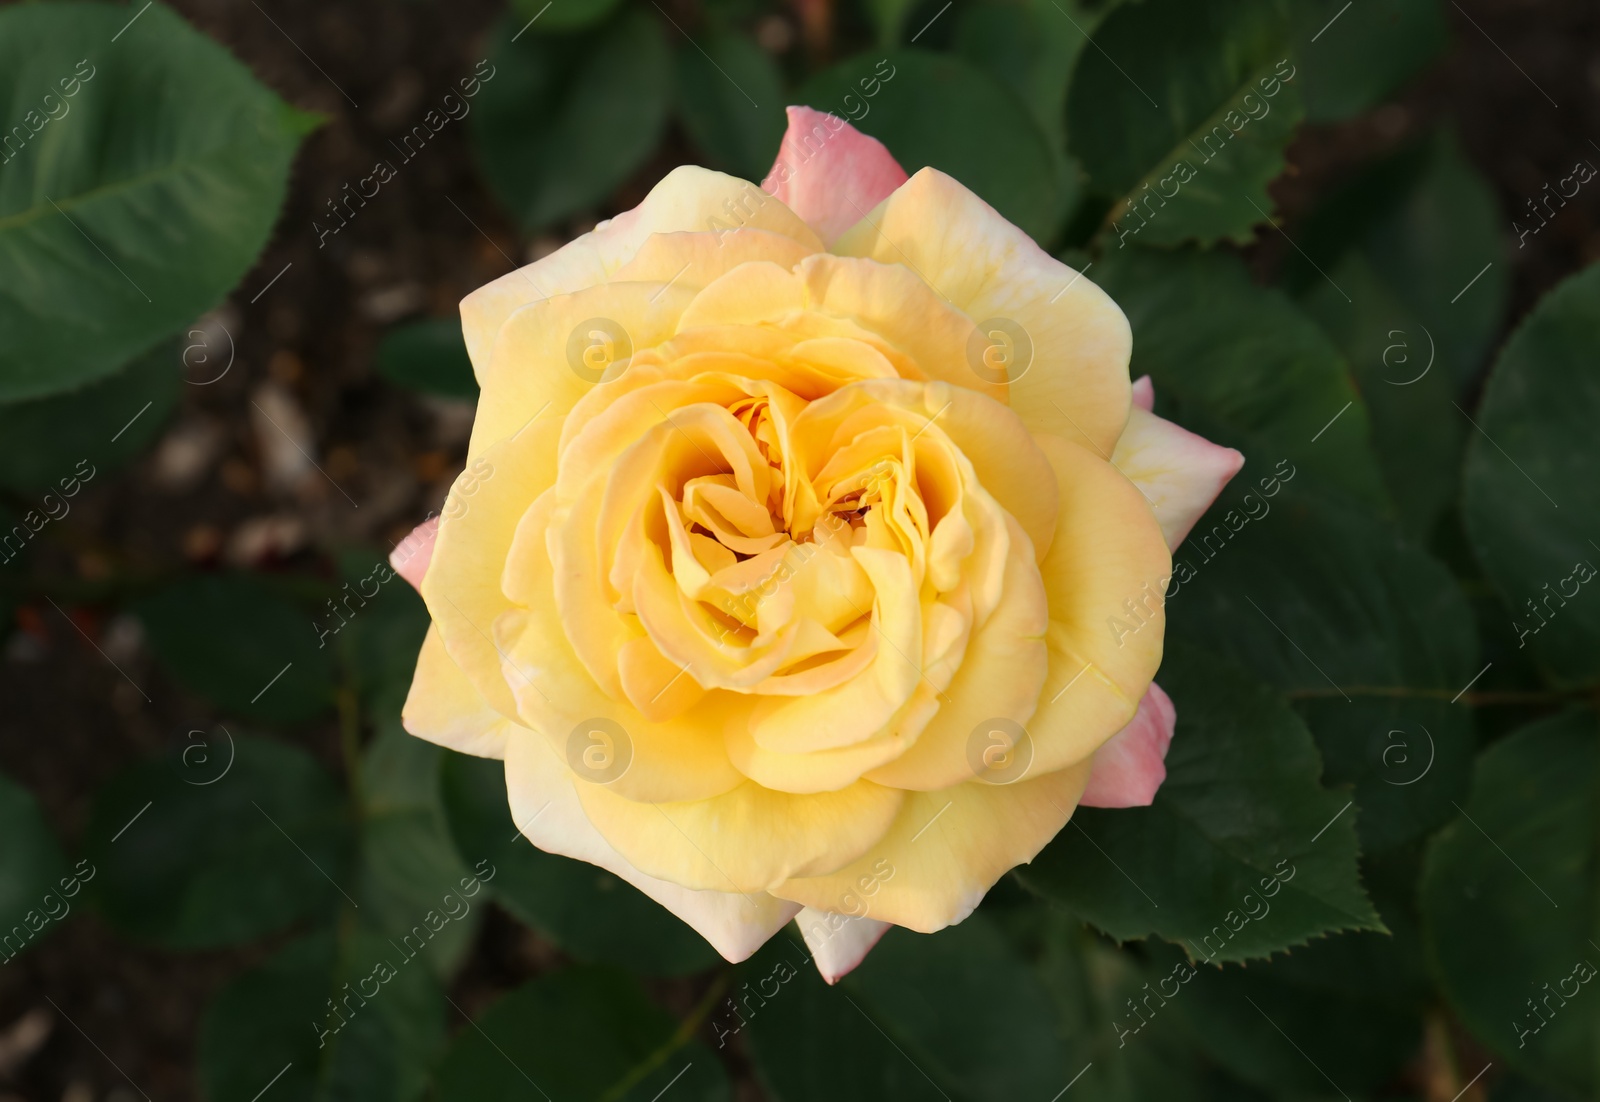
[505,727,800,963]
[762,106,908,246]
[795,908,891,984]
[832,169,1132,457]
[459,166,822,375]
[401,626,510,760]
[1079,682,1176,808]
[390,516,438,593]
[1131,374,1155,412]
[1112,380,1244,551]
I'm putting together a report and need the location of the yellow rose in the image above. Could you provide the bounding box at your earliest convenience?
[393,107,1242,981]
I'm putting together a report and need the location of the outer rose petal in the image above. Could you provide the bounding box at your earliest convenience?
[762,106,908,246]
[459,165,822,374]
[795,908,891,984]
[505,726,800,962]
[833,169,1132,456]
[1131,374,1155,412]
[1112,381,1244,551]
[401,626,510,760]
[1079,682,1176,808]
[390,516,437,592]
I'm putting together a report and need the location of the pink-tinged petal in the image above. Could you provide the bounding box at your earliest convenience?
[1079,682,1176,808]
[390,516,438,593]
[762,106,909,246]
[1112,385,1244,550]
[795,908,891,984]
[1131,374,1155,412]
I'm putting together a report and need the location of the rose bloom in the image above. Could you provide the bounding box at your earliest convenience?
[392,107,1241,982]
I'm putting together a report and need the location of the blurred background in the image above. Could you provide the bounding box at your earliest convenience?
[1,0,1598,1099]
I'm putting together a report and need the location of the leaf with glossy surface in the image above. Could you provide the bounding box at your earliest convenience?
[84,734,354,948]
[1018,644,1381,960]
[510,0,624,34]
[1096,246,1388,512]
[745,915,1068,1100]
[0,771,70,964]
[375,319,477,400]
[1461,261,1600,687]
[0,340,180,493]
[673,29,785,182]
[439,750,720,975]
[433,968,730,1101]
[1292,0,1448,122]
[1165,494,1479,851]
[0,1,312,402]
[472,9,671,232]
[798,50,1064,244]
[1288,133,1505,536]
[1069,0,1301,247]
[199,929,444,1102]
[135,573,336,725]
[1421,710,1600,1095]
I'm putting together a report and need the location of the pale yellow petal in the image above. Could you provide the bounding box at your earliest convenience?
[420,417,562,720]
[460,166,822,372]
[400,626,511,759]
[466,281,697,461]
[504,728,798,963]
[832,168,1131,455]
[772,761,1092,933]
[1028,433,1171,771]
[575,775,904,894]
[865,516,1048,790]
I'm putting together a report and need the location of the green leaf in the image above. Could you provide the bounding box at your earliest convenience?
[509,0,624,35]
[0,339,180,493]
[433,967,731,1101]
[953,0,1094,233]
[0,1,311,402]
[374,319,477,400]
[1461,261,1600,687]
[864,0,920,46]
[1164,495,1479,851]
[1287,132,1506,536]
[199,928,444,1102]
[135,573,337,725]
[0,771,70,965]
[1290,131,1507,395]
[1068,0,1302,247]
[356,732,480,981]
[954,0,1095,149]
[439,750,720,976]
[334,551,431,707]
[472,9,671,232]
[84,734,355,949]
[1017,644,1381,961]
[1420,709,1600,1095]
[1157,854,1430,1095]
[1031,921,1274,1102]
[798,50,1064,244]
[1095,246,1389,513]
[745,914,1069,1100]
[673,28,785,182]
[1292,0,1448,122]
